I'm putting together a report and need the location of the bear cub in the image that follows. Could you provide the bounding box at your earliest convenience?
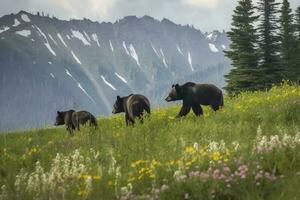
[55,110,97,133]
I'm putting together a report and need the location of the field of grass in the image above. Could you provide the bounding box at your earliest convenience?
[1,84,300,200]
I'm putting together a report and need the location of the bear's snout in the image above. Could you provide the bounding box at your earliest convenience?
[165,96,172,102]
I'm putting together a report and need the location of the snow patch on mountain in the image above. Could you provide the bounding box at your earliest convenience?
[160,48,168,68]
[15,30,31,37]
[123,41,130,55]
[66,35,71,40]
[34,25,46,40]
[209,43,219,53]
[109,40,114,52]
[188,52,195,72]
[48,34,57,45]
[77,83,96,103]
[115,72,127,83]
[91,33,100,47]
[50,73,55,78]
[21,14,30,22]
[0,26,9,34]
[71,29,91,46]
[221,45,226,49]
[48,61,52,65]
[151,43,160,58]
[44,43,56,56]
[65,69,73,78]
[101,75,116,91]
[65,69,95,103]
[129,44,140,66]
[83,31,91,42]
[176,44,184,56]
[71,51,82,65]
[57,33,67,47]
[35,25,56,56]
[12,19,20,27]
[206,32,214,40]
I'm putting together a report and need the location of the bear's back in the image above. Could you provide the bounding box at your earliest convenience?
[192,83,222,105]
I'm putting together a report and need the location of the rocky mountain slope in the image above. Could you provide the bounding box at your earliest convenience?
[0,11,230,131]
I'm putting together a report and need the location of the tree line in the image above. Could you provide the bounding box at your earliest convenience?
[225,0,300,94]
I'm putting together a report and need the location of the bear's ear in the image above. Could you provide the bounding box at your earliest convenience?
[175,84,181,92]
[117,96,121,100]
[57,111,61,115]
[172,84,175,88]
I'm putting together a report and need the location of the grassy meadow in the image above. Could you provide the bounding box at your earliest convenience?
[0,84,300,200]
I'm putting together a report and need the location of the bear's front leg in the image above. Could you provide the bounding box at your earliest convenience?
[177,105,191,117]
[192,103,203,116]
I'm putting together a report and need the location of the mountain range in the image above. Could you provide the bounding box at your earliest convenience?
[0,11,230,131]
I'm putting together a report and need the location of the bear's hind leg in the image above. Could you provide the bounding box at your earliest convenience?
[192,103,203,116]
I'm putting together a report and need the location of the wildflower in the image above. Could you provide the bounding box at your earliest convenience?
[154,188,160,194]
[193,142,199,151]
[149,174,155,179]
[127,177,135,182]
[212,151,221,161]
[151,159,161,168]
[185,146,196,154]
[161,184,169,192]
[93,175,101,180]
[184,193,189,199]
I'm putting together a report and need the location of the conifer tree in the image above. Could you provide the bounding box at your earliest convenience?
[295,6,300,83]
[257,0,282,88]
[279,0,298,82]
[224,0,259,94]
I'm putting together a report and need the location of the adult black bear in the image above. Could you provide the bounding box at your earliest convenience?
[112,94,151,125]
[165,82,223,117]
[55,110,97,133]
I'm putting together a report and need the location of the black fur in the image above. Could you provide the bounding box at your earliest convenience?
[112,94,151,125]
[165,82,224,117]
[55,110,97,133]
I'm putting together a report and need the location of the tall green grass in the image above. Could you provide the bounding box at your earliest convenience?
[0,84,300,200]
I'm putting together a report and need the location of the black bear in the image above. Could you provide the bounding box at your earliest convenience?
[71,111,97,131]
[55,110,97,133]
[54,109,75,133]
[165,82,223,117]
[112,94,151,125]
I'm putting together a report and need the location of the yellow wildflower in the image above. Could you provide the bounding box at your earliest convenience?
[149,174,155,179]
[212,151,221,161]
[93,176,101,180]
[185,146,196,154]
[151,159,161,168]
[127,177,136,182]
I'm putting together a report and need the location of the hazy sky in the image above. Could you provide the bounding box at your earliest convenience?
[0,0,299,32]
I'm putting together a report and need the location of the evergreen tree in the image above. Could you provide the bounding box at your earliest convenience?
[296,6,300,37]
[257,0,282,88]
[224,0,259,94]
[295,6,300,83]
[279,0,298,82]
